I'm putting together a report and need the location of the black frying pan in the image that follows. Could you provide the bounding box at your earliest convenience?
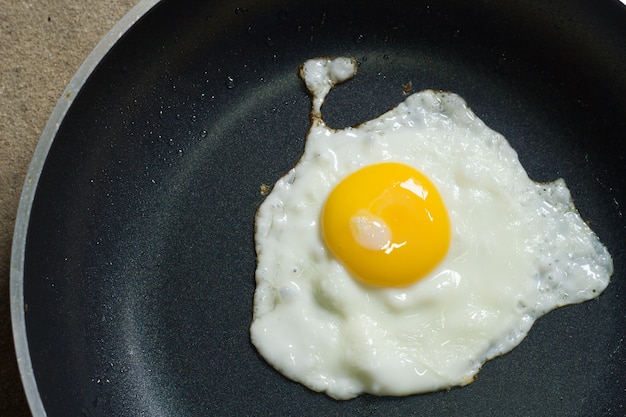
[11,0,626,415]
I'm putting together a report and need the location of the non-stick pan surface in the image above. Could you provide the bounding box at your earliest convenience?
[12,0,626,415]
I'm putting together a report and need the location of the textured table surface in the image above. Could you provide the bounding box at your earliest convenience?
[0,1,138,414]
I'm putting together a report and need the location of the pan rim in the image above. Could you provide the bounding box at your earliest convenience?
[9,1,162,415]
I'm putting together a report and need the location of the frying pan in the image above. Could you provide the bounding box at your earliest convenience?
[11,0,626,415]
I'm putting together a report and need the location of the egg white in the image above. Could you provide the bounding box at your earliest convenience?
[250,57,613,400]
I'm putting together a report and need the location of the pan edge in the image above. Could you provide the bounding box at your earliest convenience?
[9,1,163,415]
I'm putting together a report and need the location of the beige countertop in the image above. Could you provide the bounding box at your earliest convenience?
[0,1,138,414]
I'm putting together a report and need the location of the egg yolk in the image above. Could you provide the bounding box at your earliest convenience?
[321,162,451,287]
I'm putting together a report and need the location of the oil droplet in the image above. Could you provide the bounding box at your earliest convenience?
[353,34,365,44]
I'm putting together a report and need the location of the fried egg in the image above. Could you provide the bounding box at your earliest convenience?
[250,57,613,399]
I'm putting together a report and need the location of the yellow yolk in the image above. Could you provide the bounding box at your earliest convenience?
[321,162,451,287]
